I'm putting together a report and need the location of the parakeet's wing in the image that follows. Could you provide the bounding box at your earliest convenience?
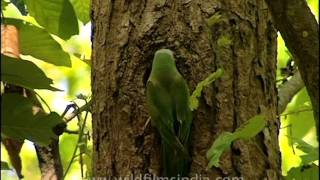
[172,74,192,145]
[146,80,189,156]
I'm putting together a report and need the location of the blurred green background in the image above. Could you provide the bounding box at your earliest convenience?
[1,0,319,179]
[1,2,92,179]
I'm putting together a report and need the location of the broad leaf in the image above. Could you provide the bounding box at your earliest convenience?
[4,18,71,67]
[1,93,64,145]
[70,0,90,24]
[280,88,317,174]
[24,0,79,39]
[207,114,266,168]
[285,164,319,180]
[1,0,10,11]
[290,137,319,165]
[300,150,319,165]
[1,55,60,91]
[189,68,224,111]
[206,132,235,168]
[1,161,10,170]
[233,115,266,139]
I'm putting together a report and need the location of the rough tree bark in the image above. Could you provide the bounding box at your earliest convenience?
[91,0,281,179]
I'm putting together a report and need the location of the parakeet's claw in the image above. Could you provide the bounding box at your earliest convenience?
[143,117,151,132]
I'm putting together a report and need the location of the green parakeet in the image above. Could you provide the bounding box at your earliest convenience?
[146,49,192,177]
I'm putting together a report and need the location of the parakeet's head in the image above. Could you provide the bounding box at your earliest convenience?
[152,49,176,69]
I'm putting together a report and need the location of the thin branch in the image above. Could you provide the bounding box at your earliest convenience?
[61,103,78,119]
[280,108,313,117]
[278,71,304,113]
[63,109,89,178]
[64,129,79,134]
[64,100,92,123]
[26,90,64,180]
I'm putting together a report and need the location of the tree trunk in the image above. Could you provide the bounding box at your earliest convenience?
[91,0,281,179]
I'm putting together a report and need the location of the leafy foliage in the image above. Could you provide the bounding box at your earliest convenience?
[1,55,60,91]
[1,0,10,11]
[279,88,317,174]
[206,132,235,168]
[289,137,319,165]
[70,0,90,24]
[1,0,92,179]
[4,18,72,67]
[1,93,64,145]
[206,115,266,168]
[233,115,266,139]
[24,0,79,39]
[19,24,72,67]
[285,164,319,180]
[63,98,91,179]
[1,161,10,170]
[189,68,224,111]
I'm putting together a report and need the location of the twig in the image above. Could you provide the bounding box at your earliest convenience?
[64,100,92,123]
[280,124,296,154]
[63,107,89,178]
[61,103,77,119]
[25,89,64,179]
[280,108,313,117]
[32,90,52,112]
[278,71,304,113]
[64,129,79,134]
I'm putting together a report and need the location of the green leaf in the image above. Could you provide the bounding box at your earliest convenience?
[206,132,235,168]
[19,22,72,67]
[206,114,266,168]
[70,0,90,24]
[300,150,319,165]
[24,0,79,39]
[4,18,71,67]
[1,55,61,91]
[290,137,316,153]
[189,68,224,111]
[280,88,317,174]
[289,137,319,165]
[1,161,10,170]
[1,0,10,11]
[285,164,319,180]
[1,93,64,146]
[233,115,266,139]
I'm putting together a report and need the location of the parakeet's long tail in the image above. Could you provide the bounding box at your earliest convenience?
[161,140,190,177]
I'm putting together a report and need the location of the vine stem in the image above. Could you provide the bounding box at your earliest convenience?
[63,106,89,178]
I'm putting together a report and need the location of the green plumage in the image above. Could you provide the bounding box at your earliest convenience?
[146,49,192,177]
